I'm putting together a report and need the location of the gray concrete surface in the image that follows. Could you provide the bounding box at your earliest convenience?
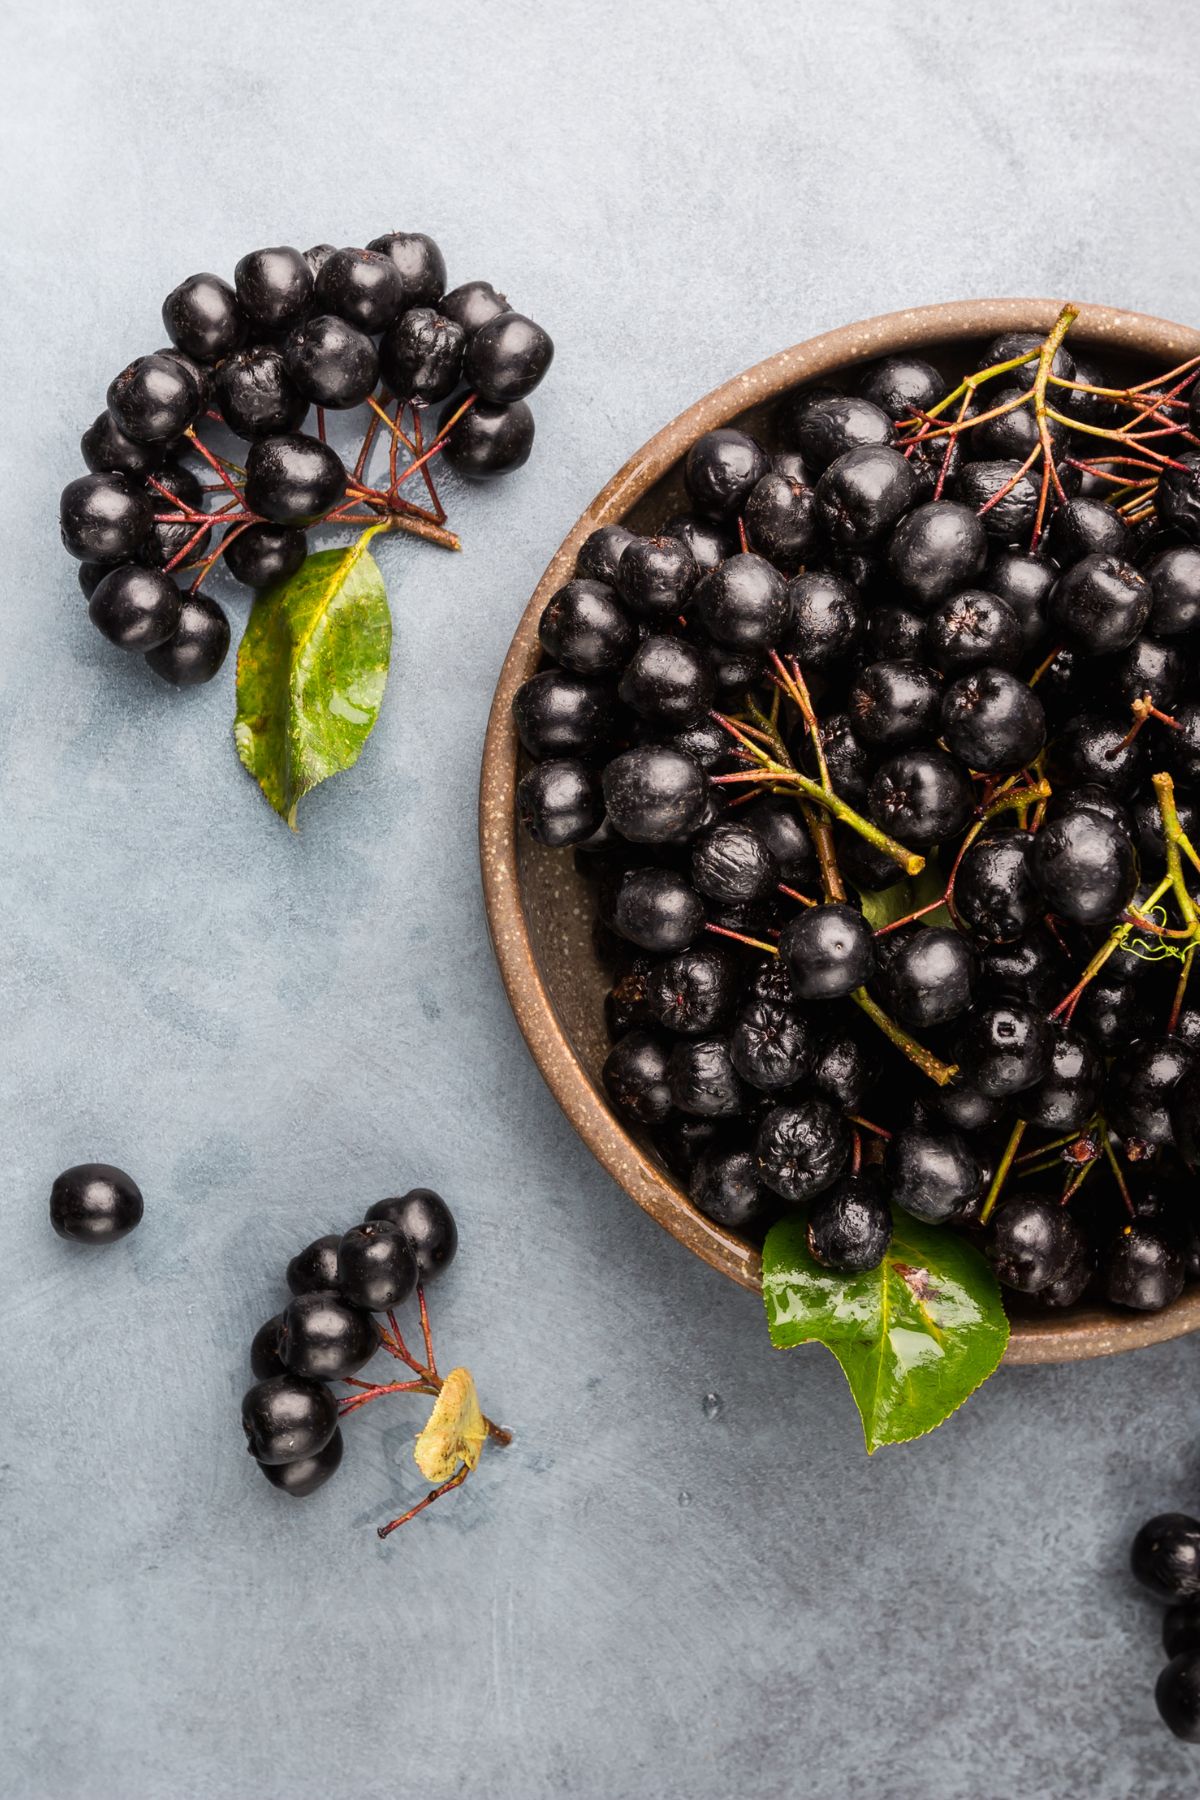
[3,2,1200,1794]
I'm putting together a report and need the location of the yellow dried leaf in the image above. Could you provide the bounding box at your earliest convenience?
[414,1367,487,1482]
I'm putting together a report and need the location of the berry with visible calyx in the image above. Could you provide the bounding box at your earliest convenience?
[987,1192,1087,1293]
[690,1147,771,1233]
[283,314,379,409]
[955,830,1038,944]
[889,1126,983,1223]
[464,312,554,402]
[49,1163,143,1244]
[806,1171,893,1272]
[604,866,704,953]
[730,997,815,1091]
[783,570,862,668]
[366,231,447,308]
[940,667,1045,773]
[602,746,707,843]
[684,428,769,520]
[1030,808,1138,924]
[880,926,976,1028]
[1106,1038,1194,1148]
[286,1234,343,1296]
[162,271,244,362]
[280,1291,379,1380]
[259,1427,343,1497]
[81,410,165,480]
[1164,1605,1200,1659]
[1157,452,1200,540]
[1046,497,1128,567]
[755,1098,847,1203]
[89,565,182,650]
[815,445,917,545]
[645,944,735,1036]
[848,659,941,749]
[1157,1656,1200,1742]
[957,999,1051,1096]
[858,355,946,421]
[109,352,203,444]
[1049,553,1151,653]
[743,472,818,563]
[619,635,713,727]
[691,820,776,905]
[1105,1223,1185,1311]
[438,396,534,477]
[1148,546,1200,637]
[539,579,636,673]
[364,1189,458,1281]
[60,472,153,562]
[667,1037,744,1117]
[1019,1027,1103,1132]
[616,534,698,620]
[380,307,466,404]
[926,589,1021,673]
[793,395,893,472]
[780,902,877,1000]
[438,280,510,335]
[512,669,615,760]
[245,432,347,526]
[868,747,973,847]
[241,1374,338,1465]
[693,553,789,649]
[145,594,231,687]
[223,523,307,591]
[1132,1514,1200,1601]
[234,245,313,331]
[337,1220,418,1311]
[315,246,403,332]
[215,345,308,439]
[250,1314,287,1379]
[603,1030,673,1124]
[518,759,601,847]
[888,500,987,606]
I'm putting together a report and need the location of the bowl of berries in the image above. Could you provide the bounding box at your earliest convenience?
[482,298,1200,1447]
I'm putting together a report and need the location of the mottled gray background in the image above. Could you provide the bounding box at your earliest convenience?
[3,2,1200,1795]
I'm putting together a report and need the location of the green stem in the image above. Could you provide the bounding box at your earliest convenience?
[1153,771,1199,929]
[850,988,958,1086]
[1050,873,1174,1018]
[713,767,923,877]
[980,1118,1027,1226]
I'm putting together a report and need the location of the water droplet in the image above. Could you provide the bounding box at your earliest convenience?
[702,1391,723,1421]
[678,1490,692,1508]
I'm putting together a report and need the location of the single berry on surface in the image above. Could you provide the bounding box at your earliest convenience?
[49,1163,143,1244]
[1132,1514,1200,1602]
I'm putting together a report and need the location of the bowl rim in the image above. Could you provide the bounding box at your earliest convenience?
[480,295,1200,1368]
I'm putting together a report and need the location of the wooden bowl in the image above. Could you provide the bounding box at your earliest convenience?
[480,297,1200,1367]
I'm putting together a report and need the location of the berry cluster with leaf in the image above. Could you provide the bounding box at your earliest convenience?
[59,235,553,822]
[514,306,1200,1448]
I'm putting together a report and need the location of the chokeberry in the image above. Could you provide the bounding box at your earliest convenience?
[755,1098,847,1203]
[464,311,554,403]
[1029,808,1138,924]
[576,524,637,586]
[1055,713,1145,796]
[215,345,308,439]
[1019,1027,1102,1132]
[1105,1038,1194,1149]
[815,445,917,545]
[284,314,379,409]
[691,820,776,905]
[663,512,735,575]
[683,428,769,521]
[1172,1065,1200,1167]
[984,549,1054,650]
[1157,1656,1200,1743]
[645,944,735,1036]
[977,331,1074,391]
[259,1427,344,1497]
[955,829,1038,944]
[280,1291,379,1380]
[780,902,877,1000]
[690,1147,770,1233]
[810,1022,878,1111]
[245,432,346,525]
[619,636,713,727]
[667,1038,744,1117]
[889,1127,983,1223]
[743,794,820,887]
[81,409,164,480]
[806,1171,893,1272]
[730,997,815,1091]
[337,1220,418,1311]
[605,866,704,953]
[888,500,987,607]
[616,535,698,621]
[518,758,601,846]
[693,553,789,649]
[315,247,403,333]
[1049,553,1151,654]
[603,1030,673,1124]
[956,458,1040,539]
[783,570,862,668]
[89,565,182,651]
[1046,497,1128,567]
[304,245,336,278]
[241,1374,338,1465]
[602,746,706,843]
[793,395,893,473]
[286,1234,343,1296]
[858,355,946,421]
[223,522,307,590]
[880,926,976,1027]
[743,472,818,564]
[144,594,231,687]
[848,659,941,750]
[364,1189,458,1281]
[1157,452,1200,539]
[1076,974,1154,1055]
[438,280,510,335]
[60,472,153,562]
[1132,1514,1200,1601]
[49,1163,143,1244]
[868,747,972,847]
[926,589,1021,673]
[957,998,1051,1096]
[1147,546,1200,637]
[940,667,1045,773]
[162,271,244,363]
[233,245,313,331]
[987,1192,1087,1293]
[250,1314,287,1379]
[865,604,927,662]
[1164,1605,1200,1660]
[366,231,447,308]
[438,396,534,477]
[380,307,466,404]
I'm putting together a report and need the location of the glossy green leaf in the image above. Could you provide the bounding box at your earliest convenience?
[762,1207,1009,1451]
[855,857,952,933]
[234,534,392,826]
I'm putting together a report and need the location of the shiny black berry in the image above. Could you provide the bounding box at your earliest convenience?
[337,1220,418,1311]
[987,1192,1086,1293]
[1164,1605,1200,1660]
[645,944,735,1036]
[577,525,636,585]
[869,748,972,847]
[984,549,1054,650]
[858,356,946,421]
[438,280,510,334]
[888,500,987,606]
[806,1171,893,1272]
[1106,1038,1194,1148]
[438,397,533,477]
[603,1029,673,1123]
[815,446,917,545]
[380,307,466,404]
[956,458,1040,539]
[245,433,346,525]
[284,314,379,409]
[286,1234,343,1296]
[241,1374,338,1465]
[223,523,307,591]
[743,472,818,563]
[880,926,976,1027]
[518,758,601,847]
[512,670,614,760]
[667,1038,744,1117]
[780,903,877,1000]
[162,271,244,362]
[1049,553,1151,653]
[730,997,815,1091]
[315,247,403,332]
[234,245,313,331]
[755,1098,847,1203]
[955,829,1038,943]
[364,1189,458,1282]
[744,794,820,887]
[690,1147,770,1232]
[889,1127,983,1223]
[693,553,789,649]
[49,1163,143,1244]
[604,867,704,952]
[926,589,1021,673]
[367,231,447,308]
[250,1314,287,1379]
[1157,1656,1200,1742]
[1029,809,1138,924]
[1132,1514,1200,1601]
[280,1291,379,1380]
[619,636,713,727]
[793,395,893,472]
[783,570,862,668]
[1147,546,1200,637]
[60,472,153,562]
[684,428,769,521]
[89,565,182,650]
[1045,497,1128,567]
[691,820,776,905]
[848,659,941,750]
[1157,452,1200,540]
[464,312,553,403]
[602,746,706,843]
[940,668,1045,773]
[1019,1027,1103,1131]
[259,1428,343,1497]
[215,345,308,439]
[144,594,230,687]
[81,410,164,480]
[957,999,1051,1096]
[664,512,735,575]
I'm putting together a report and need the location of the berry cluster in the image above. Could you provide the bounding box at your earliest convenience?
[1132,1512,1200,1739]
[243,1188,508,1534]
[59,235,554,683]
[514,309,1200,1310]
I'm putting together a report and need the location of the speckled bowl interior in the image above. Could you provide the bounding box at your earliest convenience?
[481,298,1200,1366]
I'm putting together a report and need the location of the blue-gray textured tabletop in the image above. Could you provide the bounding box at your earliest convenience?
[3,3,1200,1795]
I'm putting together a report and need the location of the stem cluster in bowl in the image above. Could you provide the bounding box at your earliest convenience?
[513,307,1200,1318]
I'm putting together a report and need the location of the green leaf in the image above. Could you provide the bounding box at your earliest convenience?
[234,533,392,827]
[855,857,952,932]
[762,1207,1009,1451]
